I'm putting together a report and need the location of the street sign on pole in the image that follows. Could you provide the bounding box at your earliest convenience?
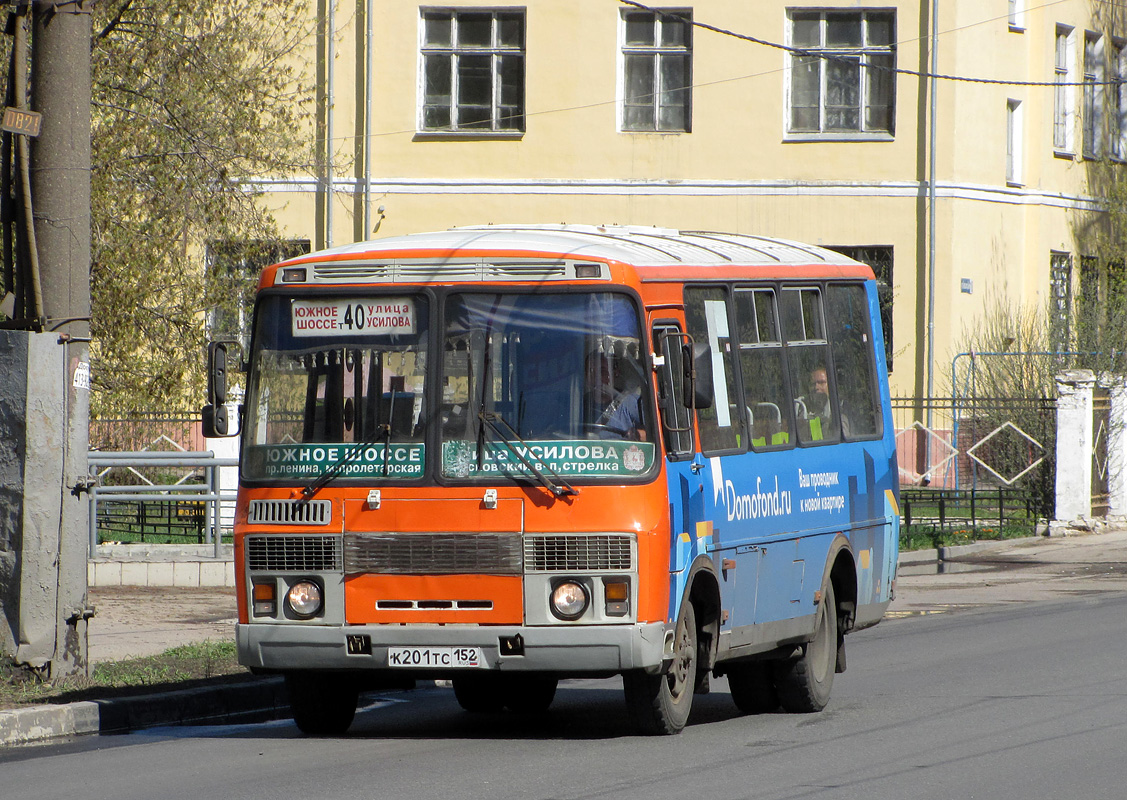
[2,106,41,136]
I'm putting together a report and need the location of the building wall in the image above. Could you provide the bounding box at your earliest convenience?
[256,0,1115,397]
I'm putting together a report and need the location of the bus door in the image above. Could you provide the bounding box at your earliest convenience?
[651,319,706,620]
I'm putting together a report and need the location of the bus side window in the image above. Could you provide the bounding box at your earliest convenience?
[684,287,743,453]
[734,288,791,450]
[653,325,693,457]
[826,283,883,438]
[780,287,838,445]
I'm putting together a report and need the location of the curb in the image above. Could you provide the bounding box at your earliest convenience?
[0,676,286,747]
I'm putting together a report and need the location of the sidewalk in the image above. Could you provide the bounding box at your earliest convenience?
[6,527,1127,745]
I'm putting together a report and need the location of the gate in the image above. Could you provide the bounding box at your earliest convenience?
[1092,386,1110,517]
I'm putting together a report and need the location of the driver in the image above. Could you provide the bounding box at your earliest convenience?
[585,353,645,441]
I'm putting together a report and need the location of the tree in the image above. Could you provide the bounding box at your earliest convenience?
[89,0,313,415]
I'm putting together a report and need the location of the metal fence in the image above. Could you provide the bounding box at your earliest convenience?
[88,451,237,556]
[892,395,1056,534]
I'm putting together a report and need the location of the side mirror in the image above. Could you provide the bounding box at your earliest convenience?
[202,403,229,438]
[207,342,229,405]
[682,342,714,409]
[204,340,241,437]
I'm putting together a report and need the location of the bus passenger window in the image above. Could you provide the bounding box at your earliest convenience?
[684,287,743,453]
[826,284,882,438]
[781,287,838,445]
[735,288,790,450]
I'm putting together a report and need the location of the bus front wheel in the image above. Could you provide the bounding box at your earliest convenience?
[453,674,504,713]
[623,601,697,735]
[285,672,359,735]
[774,582,837,713]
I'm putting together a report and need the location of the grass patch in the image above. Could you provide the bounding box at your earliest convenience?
[0,640,251,711]
[900,524,1035,552]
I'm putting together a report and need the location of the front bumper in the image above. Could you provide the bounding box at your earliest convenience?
[237,621,668,675]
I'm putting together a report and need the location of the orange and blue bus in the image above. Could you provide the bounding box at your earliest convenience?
[203,225,900,735]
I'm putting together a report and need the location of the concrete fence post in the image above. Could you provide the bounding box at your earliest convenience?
[1054,370,1095,524]
[1105,376,1127,519]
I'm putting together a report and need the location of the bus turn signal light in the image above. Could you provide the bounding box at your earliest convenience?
[604,579,629,617]
[253,582,276,617]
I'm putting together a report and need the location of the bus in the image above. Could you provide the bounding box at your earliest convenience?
[203,224,900,735]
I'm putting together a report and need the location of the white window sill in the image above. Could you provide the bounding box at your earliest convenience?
[413,130,525,141]
[784,132,895,143]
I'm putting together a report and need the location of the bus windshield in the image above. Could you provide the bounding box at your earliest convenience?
[241,293,429,481]
[440,292,655,481]
[239,290,656,483]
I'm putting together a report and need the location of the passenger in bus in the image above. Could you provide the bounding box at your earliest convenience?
[797,366,838,441]
[584,353,646,441]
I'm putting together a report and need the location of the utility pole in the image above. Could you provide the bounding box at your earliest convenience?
[0,0,93,677]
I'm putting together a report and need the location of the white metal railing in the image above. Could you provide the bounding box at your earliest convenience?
[87,451,238,558]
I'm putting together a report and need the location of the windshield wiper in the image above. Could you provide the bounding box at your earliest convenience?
[299,423,391,503]
[477,410,579,498]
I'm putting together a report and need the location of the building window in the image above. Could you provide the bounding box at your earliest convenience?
[1083,32,1104,158]
[420,9,525,133]
[1054,26,1075,154]
[1050,253,1072,352]
[1112,39,1126,160]
[788,9,895,136]
[208,240,311,350]
[1078,256,1127,354]
[620,9,692,132]
[825,245,894,371]
[1008,0,1025,32]
[1007,99,1023,185]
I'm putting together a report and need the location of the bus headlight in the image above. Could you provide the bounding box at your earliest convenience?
[550,580,589,620]
[286,580,323,618]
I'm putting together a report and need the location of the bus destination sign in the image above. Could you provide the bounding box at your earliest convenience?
[292,297,415,337]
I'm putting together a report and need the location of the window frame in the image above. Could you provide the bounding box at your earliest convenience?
[619,7,693,133]
[1007,98,1024,186]
[1083,31,1105,159]
[1054,26,1076,155]
[1050,252,1073,353]
[418,8,526,136]
[785,8,897,140]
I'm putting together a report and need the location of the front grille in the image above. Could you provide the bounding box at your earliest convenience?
[524,534,635,572]
[246,534,343,572]
[247,499,331,526]
[344,532,522,575]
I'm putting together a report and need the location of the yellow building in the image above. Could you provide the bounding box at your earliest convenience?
[251,1,1123,396]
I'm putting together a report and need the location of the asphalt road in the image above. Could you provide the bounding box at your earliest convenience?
[5,590,1127,800]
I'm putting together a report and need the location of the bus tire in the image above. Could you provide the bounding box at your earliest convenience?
[774,582,837,713]
[502,676,558,714]
[726,661,779,714]
[285,672,359,736]
[623,601,697,735]
[453,674,504,713]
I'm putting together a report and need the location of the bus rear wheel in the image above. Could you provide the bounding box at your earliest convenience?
[774,582,837,713]
[726,661,779,714]
[285,672,359,735]
[623,601,697,735]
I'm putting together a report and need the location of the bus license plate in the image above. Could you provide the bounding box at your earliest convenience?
[386,646,484,668]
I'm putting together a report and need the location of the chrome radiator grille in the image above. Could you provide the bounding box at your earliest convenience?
[247,499,331,526]
[246,535,343,572]
[523,534,635,572]
[345,532,522,575]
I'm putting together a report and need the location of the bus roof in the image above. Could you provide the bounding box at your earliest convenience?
[272,225,874,284]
